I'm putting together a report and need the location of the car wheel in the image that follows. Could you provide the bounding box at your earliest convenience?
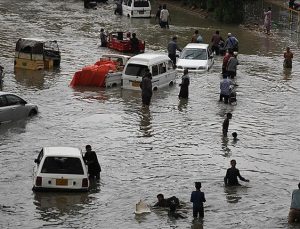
[28,109,37,117]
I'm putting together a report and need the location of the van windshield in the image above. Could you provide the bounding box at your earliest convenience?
[41,157,84,175]
[180,48,207,60]
[125,64,148,76]
[133,0,149,7]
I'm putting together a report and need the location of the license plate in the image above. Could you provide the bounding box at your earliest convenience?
[132,81,140,87]
[56,179,68,186]
[139,11,144,14]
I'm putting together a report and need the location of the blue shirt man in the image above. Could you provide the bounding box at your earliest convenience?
[190,182,206,218]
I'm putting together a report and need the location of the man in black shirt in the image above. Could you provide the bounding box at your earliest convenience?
[224,159,249,186]
[84,145,101,180]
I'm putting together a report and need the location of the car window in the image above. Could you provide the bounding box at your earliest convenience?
[0,96,7,107]
[180,48,207,60]
[133,0,149,7]
[41,157,84,175]
[152,65,159,76]
[125,64,148,76]
[5,95,23,106]
[36,149,44,164]
[158,63,166,74]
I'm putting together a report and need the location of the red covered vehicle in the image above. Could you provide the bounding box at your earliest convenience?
[70,54,131,88]
[107,32,145,53]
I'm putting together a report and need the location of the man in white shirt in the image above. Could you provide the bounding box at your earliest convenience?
[160,4,170,28]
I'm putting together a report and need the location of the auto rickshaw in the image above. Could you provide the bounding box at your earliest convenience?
[14,38,61,70]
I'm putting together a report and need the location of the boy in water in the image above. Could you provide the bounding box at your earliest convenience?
[190,182,206,218]
[222,113,232,137]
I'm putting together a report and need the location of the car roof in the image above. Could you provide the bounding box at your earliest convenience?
[184,43,209,49]
[0,91,19,96]
[128,53,170,65]
[43,147,83,157]
[102,54,131,59]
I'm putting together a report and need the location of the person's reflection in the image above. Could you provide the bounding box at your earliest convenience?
[224,186,242,203]
[283,68,292,80]
[221,135,231,157]
[139,107,153,137]
[178,98,188,112]
[33,192,90,220]
[191,218,204,229]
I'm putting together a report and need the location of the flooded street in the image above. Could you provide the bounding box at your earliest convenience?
[1,0,300,228]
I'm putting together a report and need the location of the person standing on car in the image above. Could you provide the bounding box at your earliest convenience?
[84,145,101,180]
[167,36,182,68]
[140,68,153,107]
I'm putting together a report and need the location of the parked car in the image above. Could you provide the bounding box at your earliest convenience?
[176,43,214,73]
[122,53,176,90]
[0,92,38,124]
[32,147,90,192]
[14,38,61,70]
[122,0,151,18]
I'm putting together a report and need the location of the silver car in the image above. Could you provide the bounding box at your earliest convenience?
[0,91,38,124]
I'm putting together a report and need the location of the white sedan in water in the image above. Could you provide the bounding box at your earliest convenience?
[0,91,38,124]
[33,147,90,192]
[176,43,214,73]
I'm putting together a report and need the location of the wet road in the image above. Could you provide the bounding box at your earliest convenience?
[0,0,300,228]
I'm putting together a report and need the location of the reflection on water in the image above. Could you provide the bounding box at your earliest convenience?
[283,68,292,80]
[223,186,249,204]
[138,107,152,137]
[178,98,188,112]
[14,68,45,89]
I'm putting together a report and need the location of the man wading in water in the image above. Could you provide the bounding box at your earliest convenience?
[140,68,152,107]
[224,159,249,186]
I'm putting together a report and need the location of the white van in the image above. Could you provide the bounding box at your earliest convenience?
[122,53,177,90]
[122,0,151,18]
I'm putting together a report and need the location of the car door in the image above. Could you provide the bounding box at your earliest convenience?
[5,94,28,121]
[207,48,213,69]
[0,95,11,123]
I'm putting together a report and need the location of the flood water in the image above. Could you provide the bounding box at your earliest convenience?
[1,0,300,228]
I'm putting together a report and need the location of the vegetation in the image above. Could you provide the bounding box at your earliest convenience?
[169,0,257,23]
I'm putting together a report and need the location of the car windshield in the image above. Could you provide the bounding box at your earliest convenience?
[125,64,148,76]
[41,156,84,175]
[180,48,207,60]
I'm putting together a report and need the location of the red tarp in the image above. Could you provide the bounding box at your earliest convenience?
[70,60,117,87]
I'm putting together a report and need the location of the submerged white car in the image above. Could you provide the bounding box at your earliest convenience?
[33,147,89,192]
[176,43,214,73]
[0,91,38,124]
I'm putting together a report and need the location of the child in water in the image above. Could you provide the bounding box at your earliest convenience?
[190,182,206,218]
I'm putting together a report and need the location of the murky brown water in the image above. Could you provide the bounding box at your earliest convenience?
[1,0,300,228]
